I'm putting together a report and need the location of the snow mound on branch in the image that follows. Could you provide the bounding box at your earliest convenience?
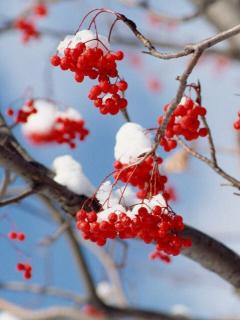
[96,281,123,305]
[57,29,110,55]
[96,181,167,222]
[171,304,191,318]
[22,100,83,135]
[52,155,95,196]
[114,122,152,163]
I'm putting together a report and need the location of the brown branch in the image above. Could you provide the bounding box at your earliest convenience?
[0,188,35,207]
[182,225,240,288]
[0,109,239,288]
[177,137,240,189]
[0,282,86,305]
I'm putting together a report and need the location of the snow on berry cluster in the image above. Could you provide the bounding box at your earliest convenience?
[76,187,191,262]
[6,99,37,123]
[233,112,240,130]
[113,123,168,199]
[14,99,90,148]
[66,122,191,262]
[14,2,48,43]
[158,96,208,152]
[51,30,128,115]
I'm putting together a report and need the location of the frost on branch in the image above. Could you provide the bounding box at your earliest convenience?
[18,99,89,148]
[51,18,128,116]
[52,155,95,196]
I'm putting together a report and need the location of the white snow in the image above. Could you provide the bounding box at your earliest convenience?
[114,122,152,163]
[22,99,57,135]
[96,181,167,222]
[96,281,122,305]
[171,304,191,318]
[96,181,138,209]
[21,100,83,135]
[52,155,95,196]
[0,313,20,320]
[57,29,110,55]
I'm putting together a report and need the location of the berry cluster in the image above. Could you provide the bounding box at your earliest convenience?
[26,116,89,149]
[14,2,48,42]
[16,262,32,280]
[51,40,128,115]
[158,97,208,152]
[233,112,240,130]
[113,156,168,199]
[76,205,191,261]
[6,99,37,123]
[8,231,26,241]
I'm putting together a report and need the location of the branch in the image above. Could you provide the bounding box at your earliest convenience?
[177,137,240,189]
[0,188,35,207]
[182,225,240,288]
[0,299,96,320]
[0,282,86,305]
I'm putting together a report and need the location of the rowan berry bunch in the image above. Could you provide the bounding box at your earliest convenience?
[7,99,89,149]
[6,99,37,124]
[113,156,168,200]
[6,225,32,280]
[233,112,240,130]
[8,231,26,241]
[16,262,32,280]
[76,204,191,262]
[26,115,89,149]
[14,2,48,43]
[158,96,208,152]
[51,9,128,115]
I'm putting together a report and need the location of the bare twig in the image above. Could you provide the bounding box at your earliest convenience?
[0,282,86,305]
[177,137,240,189]
[0,188,35,207]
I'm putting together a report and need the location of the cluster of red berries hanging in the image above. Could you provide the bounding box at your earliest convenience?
[16,262,32,280]
[7,99,89,149]
[6,99,37,124]
[114,156,168,200]
[7,228,32,280]
[50,28,128,115]
[76,204,191,262]
[14,2,48,43]
[113,122,168,200]
[233,112,240,130]
[158,96,208,152]
[8,231,26,241]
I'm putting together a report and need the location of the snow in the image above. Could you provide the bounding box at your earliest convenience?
[57,29,110,55]
[22,99,57,135]
[96,181,166,222]
[22,100,83,135]
[0,313,20,320]
[52,155,95,196]
[96,181,138,210]
[96,281,122,305]
[171,304,191,318]
[114,122,152,163]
